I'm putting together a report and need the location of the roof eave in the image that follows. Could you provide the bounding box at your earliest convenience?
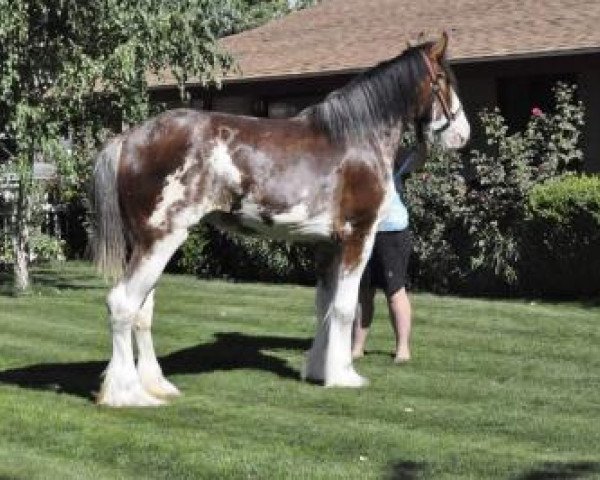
[148,46,600,91]
[450,46,600,65]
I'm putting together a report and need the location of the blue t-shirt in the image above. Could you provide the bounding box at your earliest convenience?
[377,174,408,232]
[377,151,414,232]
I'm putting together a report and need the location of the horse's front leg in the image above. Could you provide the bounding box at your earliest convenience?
[303,247,339,383]
[305,232,376,387]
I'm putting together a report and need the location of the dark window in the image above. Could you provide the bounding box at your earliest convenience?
[497,73,577,132]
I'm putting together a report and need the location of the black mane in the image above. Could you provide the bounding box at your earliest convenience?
[301,43,437,141]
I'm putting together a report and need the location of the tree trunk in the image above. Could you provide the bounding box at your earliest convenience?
[12,181,30,292]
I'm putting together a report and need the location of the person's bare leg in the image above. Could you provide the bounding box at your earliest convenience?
[387,287,411,362]
[352,286,375,359]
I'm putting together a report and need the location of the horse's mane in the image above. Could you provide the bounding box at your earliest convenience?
[301,42,445,141]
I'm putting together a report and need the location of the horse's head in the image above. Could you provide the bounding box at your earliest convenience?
[417,32,470,150]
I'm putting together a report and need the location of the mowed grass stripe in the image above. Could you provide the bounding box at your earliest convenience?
[0,386,577,480]
[3,382,592,480]
[1,262,599,479]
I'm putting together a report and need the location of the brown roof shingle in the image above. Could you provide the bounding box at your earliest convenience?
[217,0,600,81]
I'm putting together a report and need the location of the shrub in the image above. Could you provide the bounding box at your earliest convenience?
[520,174,600,297]
[404,144,469,292]
[178,224,316,284]
[463,83,584,290]
[29,232,66,264]
[0,234,13,269]
[403,82,586,294]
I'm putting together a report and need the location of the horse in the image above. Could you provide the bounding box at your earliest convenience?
[91,32,470,406]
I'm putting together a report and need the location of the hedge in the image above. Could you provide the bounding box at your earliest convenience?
[520,174,600,297]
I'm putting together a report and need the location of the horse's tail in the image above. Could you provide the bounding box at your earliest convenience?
[91,135,127,279]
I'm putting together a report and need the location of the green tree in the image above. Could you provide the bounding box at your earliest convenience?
[0,0,233,291]
[215,0,319,36]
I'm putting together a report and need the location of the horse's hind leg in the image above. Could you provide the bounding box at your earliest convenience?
[134,289,180,398]
[98,229,188,407]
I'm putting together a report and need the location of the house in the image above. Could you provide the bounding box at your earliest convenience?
[149,0,600,172]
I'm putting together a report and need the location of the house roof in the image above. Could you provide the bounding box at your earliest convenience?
[214,0,600,82]
[147,0,600,88]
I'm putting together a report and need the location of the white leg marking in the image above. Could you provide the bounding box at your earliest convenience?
[304,234,375,388]
[98,284,164,407]
[98,229,188,407]
[323,266,370,388]
[302,272,335,382]
[134,290,181,398]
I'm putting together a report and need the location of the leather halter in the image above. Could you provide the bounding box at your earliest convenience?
[421,51,462,133]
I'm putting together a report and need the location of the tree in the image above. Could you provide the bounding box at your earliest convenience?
[217,0,319,36]
[0,0,234,291]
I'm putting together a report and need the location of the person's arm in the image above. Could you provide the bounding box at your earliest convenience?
[395,150,418,180]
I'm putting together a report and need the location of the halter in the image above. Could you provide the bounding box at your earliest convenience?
[421,51,462,134]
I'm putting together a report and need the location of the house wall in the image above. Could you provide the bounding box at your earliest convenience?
[452,66,498,148]
[580,68,600,172]
[454,53,600,172]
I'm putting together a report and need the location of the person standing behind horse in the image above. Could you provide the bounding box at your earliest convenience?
[351,148,416,363]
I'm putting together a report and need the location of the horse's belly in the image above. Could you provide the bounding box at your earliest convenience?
[277,210,333,241]
[208,204,333,242]
[247,206,332,241]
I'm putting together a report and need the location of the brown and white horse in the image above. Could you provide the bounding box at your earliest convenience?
[92,33,469,406]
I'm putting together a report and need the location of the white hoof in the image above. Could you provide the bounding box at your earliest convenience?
[325,367,369,388]
[97,380,165,407]
[140,374,181,399]
[138,361,181,398]
[97,365,165,407]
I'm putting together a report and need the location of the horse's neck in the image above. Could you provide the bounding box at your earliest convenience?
[372,123,405,168]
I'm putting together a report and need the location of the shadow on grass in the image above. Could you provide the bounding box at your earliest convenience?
[0,265,105,296]
[514,462,600,480]
[386,460,428,479]
[0,332,311,401]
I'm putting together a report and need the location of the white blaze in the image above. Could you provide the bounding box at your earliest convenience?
[430,88,471,150]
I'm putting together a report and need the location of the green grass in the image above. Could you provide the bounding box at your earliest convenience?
[1,262,599,479]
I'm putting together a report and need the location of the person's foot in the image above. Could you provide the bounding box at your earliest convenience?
[394,348,410,364]
[351,349,365,359]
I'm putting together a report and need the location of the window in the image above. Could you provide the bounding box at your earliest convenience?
[497,73,577,132]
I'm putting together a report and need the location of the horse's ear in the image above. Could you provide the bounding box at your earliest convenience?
[407,31,426,49]
[431,31,449,60]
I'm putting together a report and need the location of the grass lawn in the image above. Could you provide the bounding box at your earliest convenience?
[0,262,599,479]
